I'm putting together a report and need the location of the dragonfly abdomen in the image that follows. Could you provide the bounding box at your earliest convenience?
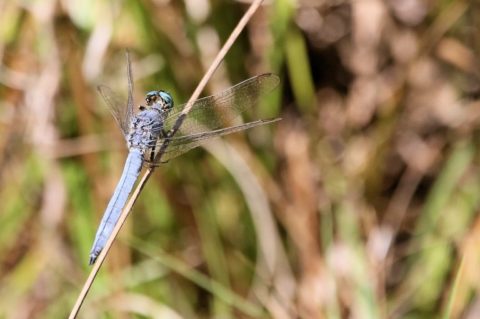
[89,149,143,264]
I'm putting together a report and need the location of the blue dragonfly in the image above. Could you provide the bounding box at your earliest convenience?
[89,53,280,264]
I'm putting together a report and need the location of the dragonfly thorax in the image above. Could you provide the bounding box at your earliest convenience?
[127,109,165,154]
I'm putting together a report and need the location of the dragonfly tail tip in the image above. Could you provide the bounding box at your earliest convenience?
[89,255,97,266]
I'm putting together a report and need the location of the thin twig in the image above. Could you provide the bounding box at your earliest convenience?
[154,0,265,163]
[68,0,265,317]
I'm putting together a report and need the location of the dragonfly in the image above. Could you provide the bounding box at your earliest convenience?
[89,53,280,264]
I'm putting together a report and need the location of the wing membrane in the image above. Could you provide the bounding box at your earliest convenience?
[97,52,135,139]
[156,118,280,162]
[163,74,279,137]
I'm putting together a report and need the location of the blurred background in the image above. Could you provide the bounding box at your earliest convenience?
[1,0,480,318]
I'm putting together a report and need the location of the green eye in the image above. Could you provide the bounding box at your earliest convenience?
[159,91,173,108]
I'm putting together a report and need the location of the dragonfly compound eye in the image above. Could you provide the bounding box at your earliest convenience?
[159,91,174,109]
[145,91,158,106]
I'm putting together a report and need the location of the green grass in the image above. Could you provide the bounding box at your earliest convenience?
[1,0,480,318]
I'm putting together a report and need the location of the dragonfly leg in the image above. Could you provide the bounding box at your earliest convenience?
[161,129,175,138]
[145,159,169,167]
[143,130,173,166]
[144,144,170,167]
[148,143,157,163]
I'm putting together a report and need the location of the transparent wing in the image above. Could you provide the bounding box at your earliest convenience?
[125,51,135,129]
[97,51,135,139]
[155,118,280,162]
[163,73,280,136]
[97,85,130,137]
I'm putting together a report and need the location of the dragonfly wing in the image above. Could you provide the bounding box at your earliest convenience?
[125,51,135,129]
[97,52,136,139]
[163,73,279,136]
[156,118,280,162]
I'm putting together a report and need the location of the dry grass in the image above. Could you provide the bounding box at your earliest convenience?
[1,0,480,318]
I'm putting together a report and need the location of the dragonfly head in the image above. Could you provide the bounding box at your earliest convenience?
[145,90,174,112]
